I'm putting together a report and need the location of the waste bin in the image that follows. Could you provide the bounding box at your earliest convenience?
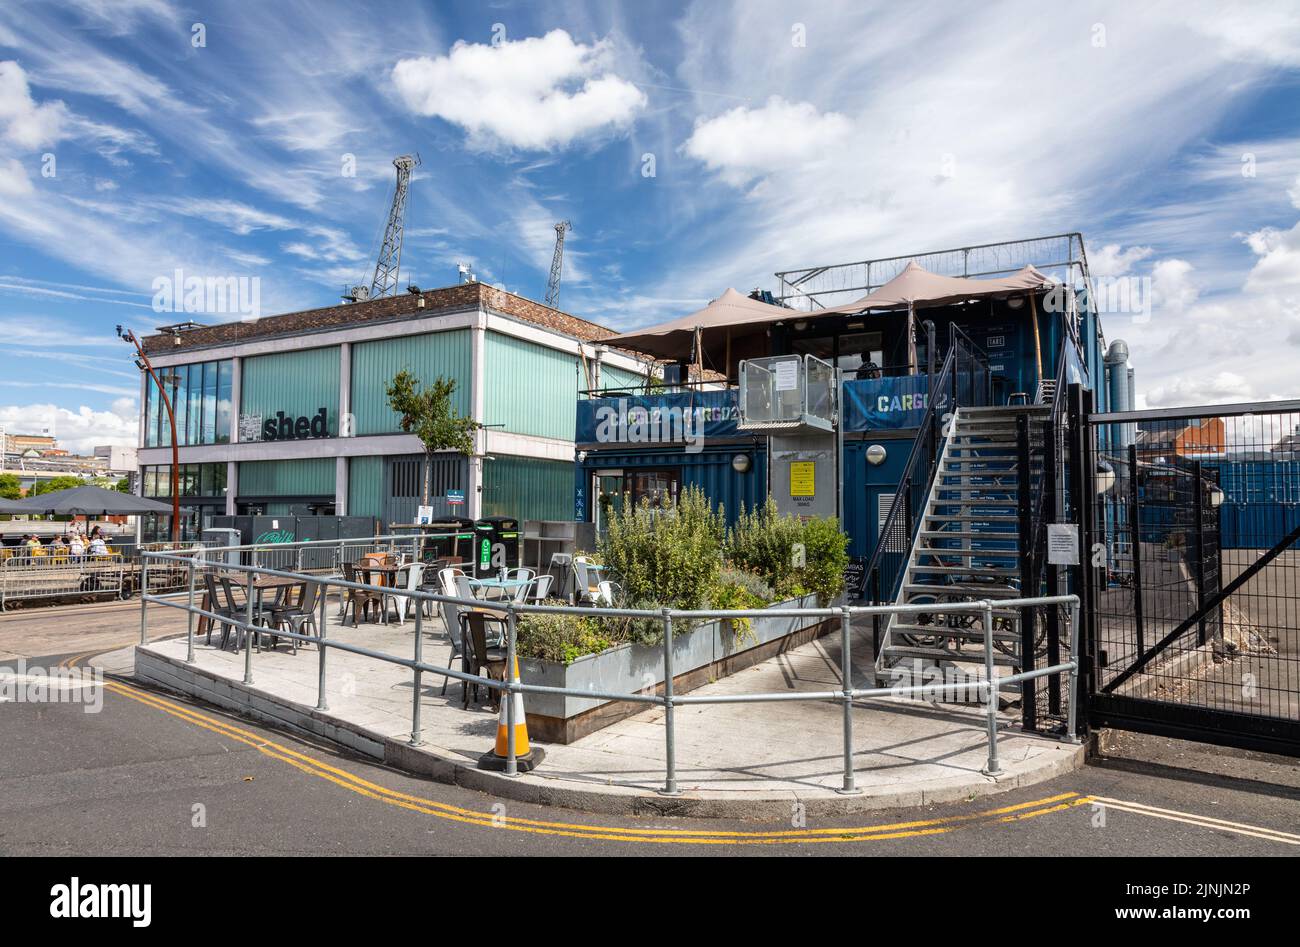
[473,516,520,577]
[423,517,475,566]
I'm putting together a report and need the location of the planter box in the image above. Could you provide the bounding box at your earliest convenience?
[519,595,834,744]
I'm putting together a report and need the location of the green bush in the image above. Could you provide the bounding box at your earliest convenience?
[709,576,768,645]
[726,497,804,595]
[799,516,850,605]
[516,606,618,665]
[598,484,723,620]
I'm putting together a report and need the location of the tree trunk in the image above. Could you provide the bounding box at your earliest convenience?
[422,451,431,506]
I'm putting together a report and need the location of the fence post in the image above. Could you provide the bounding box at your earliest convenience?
[1065,600,1081,743]
[981,601,1001,776]
[505,602,519,777]
[1015,412,1038,731]
[1193,460,1208,646]
[138,555,150,645]
[837,605,860,794]
[410,591,424,746]
[659,608,679,796]
[185,559,196,664]
[1129,443,1145,659]
[243,569,255,685]
[316,578,329,711]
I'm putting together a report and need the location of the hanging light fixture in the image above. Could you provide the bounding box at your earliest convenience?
[1095,458,1116,495]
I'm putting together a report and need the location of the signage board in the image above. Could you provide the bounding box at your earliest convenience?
[774,359,799,392]
[416,505,434,524]
[789,461,816,498]
[1047,523,1079,565]
[238,413,263,442]
[446,489,465,507]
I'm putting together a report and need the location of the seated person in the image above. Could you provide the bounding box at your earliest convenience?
[87,536,108,556]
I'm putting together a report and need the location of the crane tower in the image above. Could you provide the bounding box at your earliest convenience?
[347,153,420,302]
[545,219,571,308]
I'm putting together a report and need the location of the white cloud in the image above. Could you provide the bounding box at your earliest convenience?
[1242,220,1300,294]
[1090,244,1153,278]
[392,29,646,150]
[682,96,851,185]
[0,60,68,148]
[1144,372,1253,408]
[1149,258,1200,314]
[0,401,137,453]
[153,197,297,235]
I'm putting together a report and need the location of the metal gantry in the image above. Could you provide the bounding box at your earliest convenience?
[545,220,571,308]
[361,154,420,301]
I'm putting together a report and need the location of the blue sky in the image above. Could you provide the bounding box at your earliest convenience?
[1,0,1299,451]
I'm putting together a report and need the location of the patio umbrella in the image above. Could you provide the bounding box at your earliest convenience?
[0,497,32,514]
[13,484,174,516]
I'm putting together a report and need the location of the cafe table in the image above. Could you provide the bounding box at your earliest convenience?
[465,576,530,601]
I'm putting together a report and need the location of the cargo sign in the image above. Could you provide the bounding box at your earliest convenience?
[576,389,741,451]
[843,375,942,431]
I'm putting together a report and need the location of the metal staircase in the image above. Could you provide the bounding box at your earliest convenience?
[1035,377,1057,406]
[875,405,1047,680]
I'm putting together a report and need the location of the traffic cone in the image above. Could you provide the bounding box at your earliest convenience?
[478,656,545,772]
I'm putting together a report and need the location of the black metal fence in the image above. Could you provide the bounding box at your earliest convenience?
[1079,399,1300,756]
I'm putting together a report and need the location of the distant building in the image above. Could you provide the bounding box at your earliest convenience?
[95,445,138,473]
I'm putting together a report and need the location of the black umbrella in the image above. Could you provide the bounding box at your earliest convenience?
[13,484,174,516]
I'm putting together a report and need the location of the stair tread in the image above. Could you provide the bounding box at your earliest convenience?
[909,565,1020,576]
[903,582,1022,596]
[891,623,1021,641]
[926,514,1019,522]
[882,645,1020,666]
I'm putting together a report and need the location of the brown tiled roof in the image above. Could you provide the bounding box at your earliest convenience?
[142,282,616,355]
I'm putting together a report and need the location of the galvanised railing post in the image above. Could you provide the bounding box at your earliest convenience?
[837,605,860,795]
[316,578,329,711]
[981,601,1001,776]
[243,569,255,685]
[185,559,196,664]
[659,608,679,796]
[505,602,519,777]
[1065,600,1081,743]
[410,590,424,746]
[138,555,150,645]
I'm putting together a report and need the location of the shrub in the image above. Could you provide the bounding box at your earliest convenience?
[717,566,776,604]
[598,484,723,621]
[726,497,804,595]
[799,516,850,605]
[516,607,617,665]
[709,577,767,645]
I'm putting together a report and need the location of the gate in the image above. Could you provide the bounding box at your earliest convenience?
[1074,394,1300,756]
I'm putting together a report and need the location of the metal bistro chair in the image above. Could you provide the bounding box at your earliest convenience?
[341,562,383,627]
[527,573,554,604]
[203,571,236,647]
[455,575,508,711]
[270,580,320,655]
[384,561,426,627]
[595,579,621,607]
[217,575,269,652]
[437,566,468,698]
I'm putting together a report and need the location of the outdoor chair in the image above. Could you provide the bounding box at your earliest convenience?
[270,580,320,655]
[341,562,383,627]
[384,561,426,626]
[438,596,467,699]
[217,575,268,652]
[203,571,236,646]
[456,573,505,648]
[595,580,621,607]
[459,606,508,711]
[527,573,554,604]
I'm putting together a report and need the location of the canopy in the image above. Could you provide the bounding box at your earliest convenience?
[600,288,794,365]
[599,266,1055,367]
[0,497,32,514]
[809,262,1053,316]
[11,484,174,516]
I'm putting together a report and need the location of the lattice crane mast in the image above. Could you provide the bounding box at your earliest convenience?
[346,153,420,302]
[545,219,571,308]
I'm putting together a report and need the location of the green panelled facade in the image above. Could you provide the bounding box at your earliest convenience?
[238,458,335,499]
[350,330,472,436]
[484,331,580,441]
[347,455,384,519]
[240,346,341,436]
[598,363,646,393]
[480,455,574,523]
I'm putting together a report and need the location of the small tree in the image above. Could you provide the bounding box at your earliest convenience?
[0,473,20,500]
[385,370,479,505]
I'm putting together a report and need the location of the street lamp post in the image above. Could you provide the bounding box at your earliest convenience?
[118,326,181,543]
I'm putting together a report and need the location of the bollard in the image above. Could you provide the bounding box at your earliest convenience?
[243,569,255,685]
[316,578,329,711]
[659,608,680,796]
[505,603,518,777]
[410,595,424,746]
[185,559,196,664]
[981,601,1001,776]
[837,605,861,794]
[139,556,150,645]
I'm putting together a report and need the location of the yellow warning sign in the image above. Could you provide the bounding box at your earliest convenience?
[790,461,815,498]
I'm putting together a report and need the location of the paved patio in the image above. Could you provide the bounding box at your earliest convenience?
[134,594,1083,817]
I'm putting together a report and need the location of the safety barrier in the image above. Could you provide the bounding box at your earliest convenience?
[0,554,127,610]
[140,545,1080,792]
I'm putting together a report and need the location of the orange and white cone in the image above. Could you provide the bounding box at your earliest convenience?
[479,656,545,772]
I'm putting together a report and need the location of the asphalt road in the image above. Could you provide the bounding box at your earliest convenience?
[1,652,1297,856]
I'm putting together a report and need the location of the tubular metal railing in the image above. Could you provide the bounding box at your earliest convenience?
[140,540,1081,793]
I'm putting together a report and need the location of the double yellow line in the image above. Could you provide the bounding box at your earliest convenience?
[90,672,1088,845]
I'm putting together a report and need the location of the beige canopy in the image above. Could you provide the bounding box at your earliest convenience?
[599,265,1055,370]
[600,288,793,365]
[808,262,1053,316]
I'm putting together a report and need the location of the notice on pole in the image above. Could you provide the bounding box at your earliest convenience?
[1047,523,1079,565]
[790,461,815,499]
[416,505,434,525]
[774,359,799,392]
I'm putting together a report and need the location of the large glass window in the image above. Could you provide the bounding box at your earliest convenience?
[143,358,233,447]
